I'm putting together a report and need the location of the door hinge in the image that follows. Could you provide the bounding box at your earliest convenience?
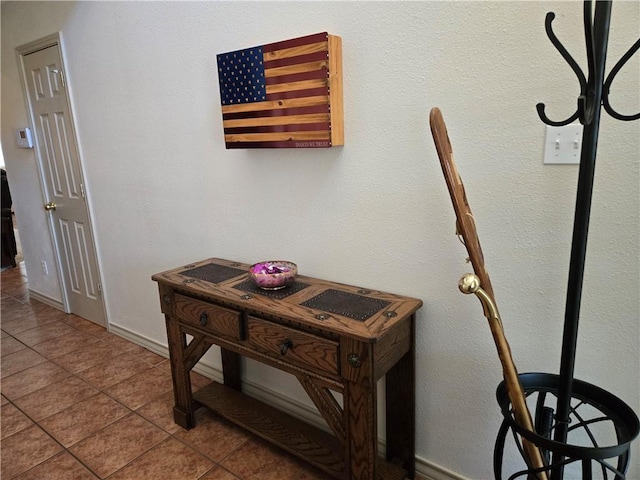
[80,183,86,198]
[97,282,102,295]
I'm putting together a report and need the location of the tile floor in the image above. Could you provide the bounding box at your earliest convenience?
[1,263,335,480]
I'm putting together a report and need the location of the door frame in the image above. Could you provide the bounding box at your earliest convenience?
[16,32,108,327]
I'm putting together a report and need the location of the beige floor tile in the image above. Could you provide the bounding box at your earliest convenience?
[1,395,8,406]
[13,321,77,346]
[220,437,307,480]
[39,392,129,447]
[59,314,107,336]
[0,425,63,479]
[1,347,47,378]
[9,290,38,306]
[12,452,98,480]
[51,340,132,374]
[2,279,28,289]
[105,364,173,410]
[0,296,24,309]
[0,274,27,290]
[13,376,99,421]
[150,360,211,390]
[198,466,241,480]
[0,301,38,324]
[152,358,171,375]
[119,343,166,365]
[135,390,183,434]
[1,403,34,439]
[0,279,27,290]
[107,437,214,480]
[175,409,251,462]
[1,361,71,400]
[69,413,168,478]
[31,329,101,359]
[0,280,29,296]
[1,308,67,335]
[191,370,214,390]
[101,333,151,353]
[1,335,27,356]
[76,350,157,390]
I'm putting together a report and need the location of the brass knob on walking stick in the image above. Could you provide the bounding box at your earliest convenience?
[459,273,500,323]
[459,273,481,294]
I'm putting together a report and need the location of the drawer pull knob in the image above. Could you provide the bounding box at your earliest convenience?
[162,295,171,305]
[280,339,293,355]
[347,353,362,368]
[199,312,209,326]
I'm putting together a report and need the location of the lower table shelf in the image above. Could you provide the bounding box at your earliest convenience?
[192,381,407,480]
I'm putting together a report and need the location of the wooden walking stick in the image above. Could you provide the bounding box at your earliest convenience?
[429,107,548,479]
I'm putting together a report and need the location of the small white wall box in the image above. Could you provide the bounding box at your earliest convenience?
[16,127,34,148]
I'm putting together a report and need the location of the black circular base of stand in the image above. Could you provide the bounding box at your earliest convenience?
[494,373,639,480]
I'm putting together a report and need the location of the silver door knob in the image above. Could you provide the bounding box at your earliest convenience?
[44,202,57,211]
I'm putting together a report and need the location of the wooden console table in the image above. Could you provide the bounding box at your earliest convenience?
[153,258,422,480]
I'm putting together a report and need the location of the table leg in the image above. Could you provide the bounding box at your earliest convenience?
[385,313,416,477]
[165,316,195,429]
[221,348,242,391]
[344,379,377,480]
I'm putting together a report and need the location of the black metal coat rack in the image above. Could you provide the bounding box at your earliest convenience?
[537,0,638,468]
[494,1,640,479]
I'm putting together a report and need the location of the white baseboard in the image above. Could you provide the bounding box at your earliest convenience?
[108,323,171,357]
[28,289,66,311]
[415,457,470,480]
[108,323,467,480]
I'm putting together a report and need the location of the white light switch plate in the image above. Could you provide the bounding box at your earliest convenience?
[543,124,583,164]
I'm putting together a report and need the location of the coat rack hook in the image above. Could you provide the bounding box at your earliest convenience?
[536,103,580,127]
[602,38,640,121]
[536,12,587,126]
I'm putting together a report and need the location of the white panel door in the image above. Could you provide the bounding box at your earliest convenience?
[22,44,106,326]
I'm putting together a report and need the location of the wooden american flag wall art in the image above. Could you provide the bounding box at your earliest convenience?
[216,32,343,149]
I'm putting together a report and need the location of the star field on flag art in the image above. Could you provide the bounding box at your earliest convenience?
[217,47,267,105]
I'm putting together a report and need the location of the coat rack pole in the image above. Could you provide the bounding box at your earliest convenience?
[550,3,612,479]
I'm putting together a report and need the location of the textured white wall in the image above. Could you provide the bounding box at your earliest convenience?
[2,2,638,478]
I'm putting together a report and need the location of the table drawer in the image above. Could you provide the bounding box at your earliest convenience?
[247,316,338,375]
[174,294,241,340]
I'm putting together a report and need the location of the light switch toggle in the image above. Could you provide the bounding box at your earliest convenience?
[543,124,583,164]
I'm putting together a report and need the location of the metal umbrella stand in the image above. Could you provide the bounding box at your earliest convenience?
[494,373,639,479]
[494,1,640,479]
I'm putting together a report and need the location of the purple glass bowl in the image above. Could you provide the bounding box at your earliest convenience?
[248,261,297,290]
